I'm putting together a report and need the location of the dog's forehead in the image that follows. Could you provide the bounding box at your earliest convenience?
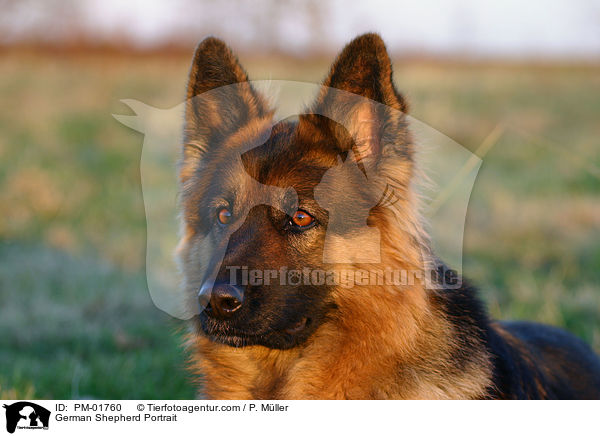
[242,118,337,182]
[244,117,337,166]
[240,122,298,176]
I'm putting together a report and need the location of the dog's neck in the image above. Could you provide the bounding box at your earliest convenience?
[188,278,494,399]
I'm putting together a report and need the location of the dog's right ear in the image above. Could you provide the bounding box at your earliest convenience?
[184,37,270,155]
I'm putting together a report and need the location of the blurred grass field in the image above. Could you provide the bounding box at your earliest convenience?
[0,51,599,399]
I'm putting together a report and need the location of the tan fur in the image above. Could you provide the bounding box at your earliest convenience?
[180,34,495,400]
[183,182,493,399]
[185,285,492,399]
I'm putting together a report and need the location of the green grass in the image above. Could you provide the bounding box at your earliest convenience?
[0,53,598,398]
[0,242,195,399]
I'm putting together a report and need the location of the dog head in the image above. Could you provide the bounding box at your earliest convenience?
[178,34,420,349]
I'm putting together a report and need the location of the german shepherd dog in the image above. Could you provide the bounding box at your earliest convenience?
[177,33,600,399]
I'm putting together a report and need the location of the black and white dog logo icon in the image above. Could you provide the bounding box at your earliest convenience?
[3,402,50,433]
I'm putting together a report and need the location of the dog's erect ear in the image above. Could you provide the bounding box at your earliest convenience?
[184,37,271,154]
[309,33,409,163]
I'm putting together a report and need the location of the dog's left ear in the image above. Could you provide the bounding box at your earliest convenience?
[309,33,409,163]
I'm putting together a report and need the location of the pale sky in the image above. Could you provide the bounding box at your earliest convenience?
[3,0,600,58]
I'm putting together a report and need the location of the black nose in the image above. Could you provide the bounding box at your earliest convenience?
[203,282,244,318]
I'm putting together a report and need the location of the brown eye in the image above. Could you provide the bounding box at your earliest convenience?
[291,210,314,228]
[217,207,232,225]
